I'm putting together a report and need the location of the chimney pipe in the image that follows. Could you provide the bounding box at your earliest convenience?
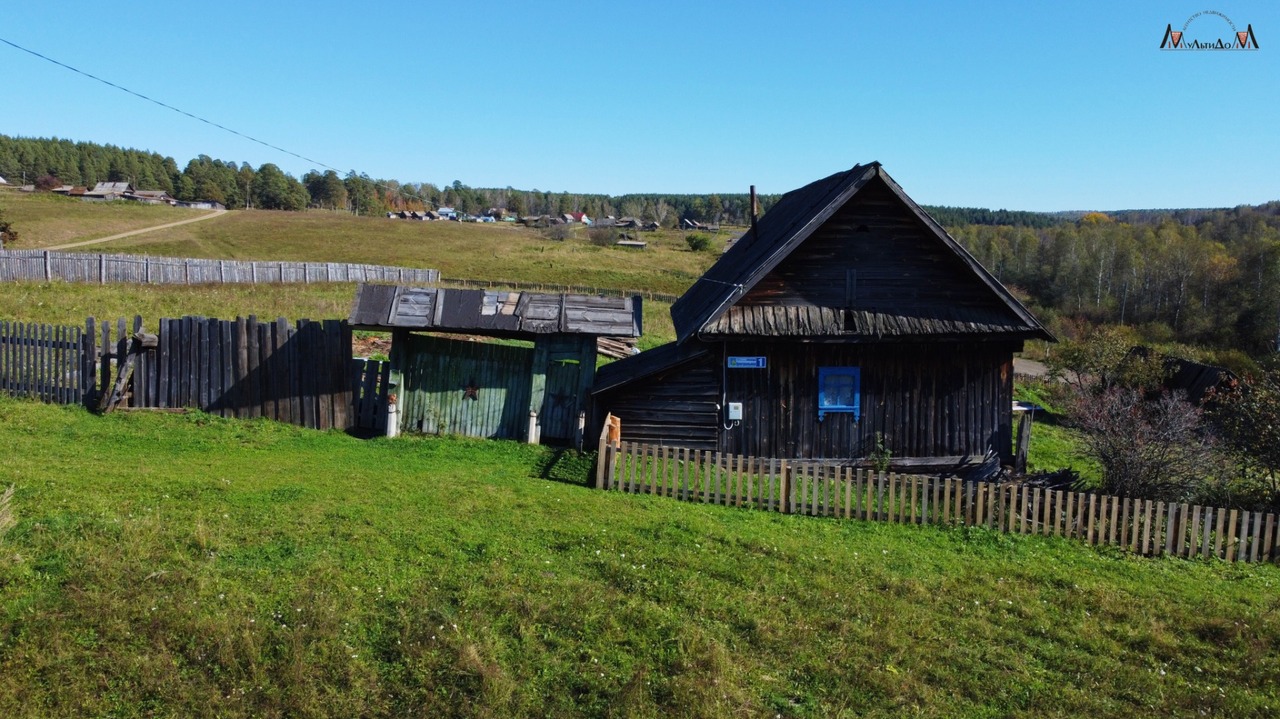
[750,185,759,239]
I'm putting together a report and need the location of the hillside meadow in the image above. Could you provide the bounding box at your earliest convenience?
[0,395,1276,718]
[0,190,207,249]
[1,191,723,297]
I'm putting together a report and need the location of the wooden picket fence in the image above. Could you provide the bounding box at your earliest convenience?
[0,320,91,404]
[596,435,1280,564]
[0,249,438,286]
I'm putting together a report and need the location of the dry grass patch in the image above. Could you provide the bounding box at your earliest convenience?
[0,191,204,249]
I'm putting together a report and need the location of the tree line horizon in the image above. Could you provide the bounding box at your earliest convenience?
[3,134,1280,356]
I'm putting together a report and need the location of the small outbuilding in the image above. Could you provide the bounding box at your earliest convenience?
[591,162,1054,470]
[350,284,641,445]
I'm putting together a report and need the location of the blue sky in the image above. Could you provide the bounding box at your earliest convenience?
[4,1,1277,210]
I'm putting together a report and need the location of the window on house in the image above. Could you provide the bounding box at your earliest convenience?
[818,367,860,420]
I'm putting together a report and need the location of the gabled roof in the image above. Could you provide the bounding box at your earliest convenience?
[670,162,1053,343]
[87,181,135,196]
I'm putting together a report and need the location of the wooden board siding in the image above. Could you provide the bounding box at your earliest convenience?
[538,335,598,441]
[596,353,720,451]
[720,340,1016,460]
[398,334,534,439]
[672,164,1051,345]
[84,316,353,430]
[395,333,597,442]
[704,178,1025,338]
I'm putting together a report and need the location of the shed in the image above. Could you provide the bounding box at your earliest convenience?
[592,162,1054,470]
[350,284,641,444]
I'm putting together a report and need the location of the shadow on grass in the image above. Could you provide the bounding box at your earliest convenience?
[533,447,596,488]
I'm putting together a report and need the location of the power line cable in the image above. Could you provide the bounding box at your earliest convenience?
[0,35,435,207]
[0,36,340,174]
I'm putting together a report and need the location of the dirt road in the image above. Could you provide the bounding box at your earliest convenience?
[46,208,227,251]
[1013,358,1050,377]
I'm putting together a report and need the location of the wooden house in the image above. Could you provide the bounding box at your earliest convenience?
[129,190,175,205]
[350,284,641,445]
[83,181,135,201]
[591,162,1053,470]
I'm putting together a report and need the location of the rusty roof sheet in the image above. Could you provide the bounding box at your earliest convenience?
[348,284,641,338]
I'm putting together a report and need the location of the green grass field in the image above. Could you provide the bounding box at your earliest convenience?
[1,192,723,297]
[1,193,713,346]
[2,191,1276,716]
[0,190,214,249]
[0,396,1276,718]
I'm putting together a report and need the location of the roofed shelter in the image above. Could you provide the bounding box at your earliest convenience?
[592,162,1053,470]
[350,284,640,445]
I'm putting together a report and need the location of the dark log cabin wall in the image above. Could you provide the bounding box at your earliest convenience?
[595,355,720,451]
[719,341,1017,460]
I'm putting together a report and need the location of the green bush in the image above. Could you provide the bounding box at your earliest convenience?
[587,227,615,246]
[685,233,713,252]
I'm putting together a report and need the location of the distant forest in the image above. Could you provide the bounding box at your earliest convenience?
[3,135,1279,354]
[1,135,1063,227]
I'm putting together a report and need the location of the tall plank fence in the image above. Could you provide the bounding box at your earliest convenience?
[1,316,388,433]
[0,250,438,286]
[350,358,391,434]
[596,436,1280,565]
[89,316,354,430]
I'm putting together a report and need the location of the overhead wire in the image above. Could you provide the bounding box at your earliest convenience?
[0,35,434,206]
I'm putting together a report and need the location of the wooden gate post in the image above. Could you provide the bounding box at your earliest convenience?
[595,413,621,490]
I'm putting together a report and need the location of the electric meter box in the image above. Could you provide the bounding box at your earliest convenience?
[727,402,743,421]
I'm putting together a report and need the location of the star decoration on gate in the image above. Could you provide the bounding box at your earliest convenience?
[463,380,480,401]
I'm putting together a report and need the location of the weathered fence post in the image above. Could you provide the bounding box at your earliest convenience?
[780,460,791,514]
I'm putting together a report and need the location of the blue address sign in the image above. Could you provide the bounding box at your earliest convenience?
[727,356,767,369]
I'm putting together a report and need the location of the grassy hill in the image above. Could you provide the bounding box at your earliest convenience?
[0,396,1276,717]
[0,191,721,297]
[0,193,719,345]
[0,192,1267,716]
[0,190,203,249]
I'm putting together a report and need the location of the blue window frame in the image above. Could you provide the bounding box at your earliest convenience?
[818,367,860,421]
